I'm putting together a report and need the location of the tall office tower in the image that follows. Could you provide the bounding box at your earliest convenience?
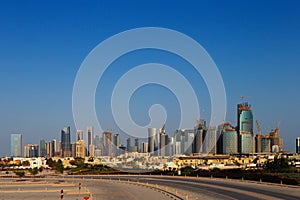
[46,142,52,157]
[40,139,46,157]
[10,134,22,157]
[159,133,168,156]
[29,144,39,157]
[134,138,139,151]
[148,128,157,155]
[167,137,174,156]
[296,137,300,153]
[61,126,71,157]
[126,138,131,152]
[221,123,238,154]
[237,102,254,154]
[102,132,112,156]
[94,135,101,150]
[194,120,206,154]
[266,128,283,153]
[86,126,93,156]
[216,124,224,154]
[184,129,195,155]
[76,130,84,141]
[255,134,263,153]
[75,140,85,158]
[24,145,29,157]
[51,139,57,157]
[57,141,61,156]
[141,142,149,153]
[260,137,271,153]
[203,127,217,154]
[113,134,120,156]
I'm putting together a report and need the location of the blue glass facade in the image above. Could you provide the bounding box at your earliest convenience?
[10,134,22,157]
[238,103,254,154]
[222,124,238,154]
[61,126,71,157]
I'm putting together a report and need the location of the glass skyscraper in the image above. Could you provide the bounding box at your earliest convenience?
[10,134,22,157]
[296,137,300,154]
[237,102,254,154]
[61,126,71,157]
[222,123,238,154]
[148,128,157,155]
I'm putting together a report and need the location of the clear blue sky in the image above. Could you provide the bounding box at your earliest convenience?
[0,0,300,156]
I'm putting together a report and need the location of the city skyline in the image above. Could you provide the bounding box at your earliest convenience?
[1,1,300,156]
[6,100,293,159]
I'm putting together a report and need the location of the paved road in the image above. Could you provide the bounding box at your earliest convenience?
[1,175,299,199]
[0,178,176,200]
[78,175,300,200]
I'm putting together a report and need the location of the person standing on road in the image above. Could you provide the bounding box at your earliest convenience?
[60,189,64,199]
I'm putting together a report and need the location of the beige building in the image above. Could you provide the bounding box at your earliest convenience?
[75,140,85,158]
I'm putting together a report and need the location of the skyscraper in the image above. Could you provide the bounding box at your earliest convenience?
[86,126,94,156]
[61,126,71,157]
[222,123,238,154]
[102,132,112,156]
[296,137,300,154]
[76,130,83,141]
[40,139,46,157]
[266,128,283,153]
[126,137,131,152]
[194,120,206,154]
[237,102,254,154]
[10,134,22,157]
[113,134,120,156]
[203,127,217,154]
[75,140,85,158]
[148,128,157,155]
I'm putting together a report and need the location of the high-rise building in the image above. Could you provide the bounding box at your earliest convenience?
[237,102,254,154]
[194,119,206,154]
[255,134,263,153]
[24,144,39,157]
[148,128,157,155]
[10,134,22,157]
[134,138,139,151]
[51,139,57,157]
[86,126,93,156]
[61,126,71,157]
[184,129,195,155]
[113,134,120,156]
[102,132,112,156]
[24,145,29,157]
[141,142,148,153]
[75,140,85,158]
[222,123,238,154]
[296,137,300,153]
[126,137,131,152]
[29,144,39,157]
[203,127,217,154]
[159,132,168,156]
[40,139,46,157]
[94,135,101,150]
[266,128,283,153]
[261,138,271,153]
[76,130,83,141]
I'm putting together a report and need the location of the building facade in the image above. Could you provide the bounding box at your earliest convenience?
[10,134,22,157]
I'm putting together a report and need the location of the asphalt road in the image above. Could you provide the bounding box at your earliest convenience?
[1,175,299,199]
[77,175,300,200]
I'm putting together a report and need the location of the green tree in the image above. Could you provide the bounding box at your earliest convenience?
[55,159,64,174]
[14,171,25,178]
[22,160,30,167]
[29,167,39,177]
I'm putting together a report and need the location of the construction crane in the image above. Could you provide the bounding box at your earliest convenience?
[240,96,252,105]
[256,119,261,134]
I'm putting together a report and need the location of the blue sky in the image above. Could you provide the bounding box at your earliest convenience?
[0,0,300,156]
